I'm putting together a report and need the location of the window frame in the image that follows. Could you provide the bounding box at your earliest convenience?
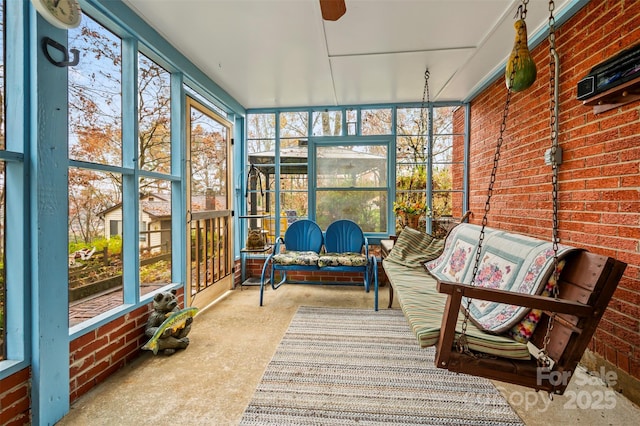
[310,136,391,235]
[245,103,469,244]
[0,0,28,377]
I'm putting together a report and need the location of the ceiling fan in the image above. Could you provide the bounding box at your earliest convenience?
[320,0,346,21]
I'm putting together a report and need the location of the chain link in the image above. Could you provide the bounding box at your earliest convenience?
[539,0,559,369]
[458,3,525,352]
[516,0,529,20]
[420,69,430,139]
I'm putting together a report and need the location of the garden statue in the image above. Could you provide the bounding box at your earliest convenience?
[142,290,198,355]
[246,228,266,249]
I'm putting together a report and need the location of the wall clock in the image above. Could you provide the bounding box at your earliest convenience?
[31,0,82,29]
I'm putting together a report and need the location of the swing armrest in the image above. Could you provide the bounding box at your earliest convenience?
[436,280,594,317]
[434,279,594,370]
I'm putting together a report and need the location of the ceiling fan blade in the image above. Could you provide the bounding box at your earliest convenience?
[320,0,346,21]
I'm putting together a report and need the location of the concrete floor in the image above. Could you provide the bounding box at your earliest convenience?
[57,284,640,425]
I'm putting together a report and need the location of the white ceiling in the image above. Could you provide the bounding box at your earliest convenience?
[122,0,575,110]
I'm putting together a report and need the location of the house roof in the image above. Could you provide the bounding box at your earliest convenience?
[99,193,226,220]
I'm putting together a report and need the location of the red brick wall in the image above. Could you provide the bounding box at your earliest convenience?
[240,256,383,288]
[0,368,30,425]
[467,0,640,387]
[68,288,186,403]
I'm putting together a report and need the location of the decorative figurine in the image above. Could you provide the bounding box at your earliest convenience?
[142,290,197,355]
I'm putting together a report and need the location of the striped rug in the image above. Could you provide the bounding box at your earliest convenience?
[240,306,524,425]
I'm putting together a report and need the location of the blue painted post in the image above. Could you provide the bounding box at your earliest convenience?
[121,38,140,304]
[30,13,70,425]
[171,72,186,290]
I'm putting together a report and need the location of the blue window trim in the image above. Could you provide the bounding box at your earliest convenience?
[0,0,244,378]
[0,0,30,380]
[59,1,242,337]
[245,102,469,245]
[309,135,392,240]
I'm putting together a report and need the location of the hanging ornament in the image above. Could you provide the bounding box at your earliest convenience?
[505,19,537,92]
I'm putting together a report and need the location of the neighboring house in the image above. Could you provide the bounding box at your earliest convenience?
[99,193,171,253]
[99,192,224,253]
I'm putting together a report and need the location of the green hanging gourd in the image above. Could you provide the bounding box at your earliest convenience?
[505,19,537,92]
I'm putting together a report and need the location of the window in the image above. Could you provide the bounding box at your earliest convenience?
[246,113,274,240]
[279,112,308,225]
[138,55,173,295]
[315,143,387,232]
[396,107,428,232]
[139,53,171,174]
[109,220,122,237]
[0,162,4,361]
[361,108,392,135]
[139,221,147,242]
[312,110,342,136]
[67,15,177,325]
[246,104,467,240]
[0,0,28,363]
[68,16,124,325]
[139,179,171,293]
[431,106,465,236]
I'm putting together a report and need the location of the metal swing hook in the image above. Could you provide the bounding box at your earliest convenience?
[42,37,80,67]
[514,0,529,20]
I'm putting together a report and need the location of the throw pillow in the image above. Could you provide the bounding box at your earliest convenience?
[506,259,566,343]
[385,227,445,268]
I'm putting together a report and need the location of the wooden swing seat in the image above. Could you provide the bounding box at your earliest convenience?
[437,250,626,394]
[383,224,626,394]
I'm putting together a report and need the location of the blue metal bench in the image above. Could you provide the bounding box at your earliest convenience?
[259,219,379,310]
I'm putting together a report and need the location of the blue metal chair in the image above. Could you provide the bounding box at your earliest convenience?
[319,219,379,311]
[259,219,323,306]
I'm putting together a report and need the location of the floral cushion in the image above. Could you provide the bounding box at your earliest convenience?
[317,252,368,268]
[506,259,566,343]
[272,251,320,266]
[464,233,575,334]
[426,224,495,282]
[427,224,576,335]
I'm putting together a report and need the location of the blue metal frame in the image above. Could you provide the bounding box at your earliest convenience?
[322,219,379,309]
[259,219,379,310]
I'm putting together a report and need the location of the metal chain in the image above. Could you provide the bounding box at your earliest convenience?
[516,0,529,20]
[458,2,525,352]
[420,69,430,145]
[399,69,429,157]
[539,0,559,369]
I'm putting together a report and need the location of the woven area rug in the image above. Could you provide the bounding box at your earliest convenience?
[240,306,524,425]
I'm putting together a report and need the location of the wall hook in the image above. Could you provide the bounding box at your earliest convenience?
[42,37,79,67]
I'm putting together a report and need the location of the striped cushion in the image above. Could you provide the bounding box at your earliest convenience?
[385,227,445,268]
[383,259,530,360]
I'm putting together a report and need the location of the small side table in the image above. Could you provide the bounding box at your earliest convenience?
[380,238,395,308]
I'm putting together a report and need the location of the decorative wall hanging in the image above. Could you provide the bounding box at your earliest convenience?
[505,1,537,92]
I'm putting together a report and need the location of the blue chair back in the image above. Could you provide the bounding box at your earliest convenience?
[324,220,364,253]
[283,219,323,252]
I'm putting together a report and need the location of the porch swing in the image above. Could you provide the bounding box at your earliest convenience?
[429,1,627,394]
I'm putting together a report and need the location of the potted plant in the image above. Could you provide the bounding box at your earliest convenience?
[393,199,429,230]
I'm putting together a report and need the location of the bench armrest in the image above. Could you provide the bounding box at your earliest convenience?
[436,280,593,317]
